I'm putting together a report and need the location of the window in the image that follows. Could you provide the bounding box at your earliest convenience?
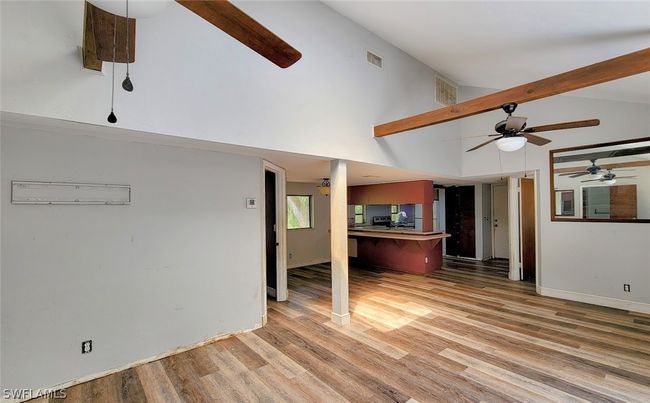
[287,195,312,229]
[354,205,364,224]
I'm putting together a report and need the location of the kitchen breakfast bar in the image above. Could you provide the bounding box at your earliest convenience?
[348,228,450,274]
[346,180,450,275]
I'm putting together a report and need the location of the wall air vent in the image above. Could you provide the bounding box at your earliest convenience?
[435,75,458,106]
[366,51,383,69]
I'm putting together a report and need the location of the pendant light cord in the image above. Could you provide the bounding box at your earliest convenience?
[111,15,117,112]
[125,0,130,77]
[111,14,116,112]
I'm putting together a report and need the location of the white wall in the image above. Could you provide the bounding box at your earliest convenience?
[461,86,650,310]
[286,182,330,268]
[1,122,264,390]
[0,0,461,177]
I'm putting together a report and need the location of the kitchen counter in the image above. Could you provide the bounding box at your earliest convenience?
[348,228,449,275]
[348,228,450,241]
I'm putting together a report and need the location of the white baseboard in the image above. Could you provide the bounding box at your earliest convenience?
[288,258,331,269]
[540,286,650,314]
[31,324,262,401]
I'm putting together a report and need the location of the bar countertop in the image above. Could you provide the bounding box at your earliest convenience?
[348,227,450,241]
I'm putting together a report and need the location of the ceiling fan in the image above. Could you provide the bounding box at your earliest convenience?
[465,103,600,152]
[559,159,603,178]
[581,169,636,185]
[559,159,636,179]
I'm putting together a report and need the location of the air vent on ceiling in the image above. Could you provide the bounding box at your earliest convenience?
[366,51,383,69]
[435,75,457,106]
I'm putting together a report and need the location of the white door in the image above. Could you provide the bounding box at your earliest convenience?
[492,184,509,259]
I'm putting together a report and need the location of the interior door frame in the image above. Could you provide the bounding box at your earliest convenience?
[261,160,288,323]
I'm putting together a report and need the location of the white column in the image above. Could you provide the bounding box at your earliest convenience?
[330,159,350,325]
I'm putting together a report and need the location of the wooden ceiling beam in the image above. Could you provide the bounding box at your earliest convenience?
[374,48,650,137]
[176,0,301,68]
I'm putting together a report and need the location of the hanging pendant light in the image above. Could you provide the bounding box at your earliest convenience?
[107,14,118,124]
[122,0,133,92]
[318,178,331,196]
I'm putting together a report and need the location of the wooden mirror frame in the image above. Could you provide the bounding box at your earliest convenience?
[549,136,650,223]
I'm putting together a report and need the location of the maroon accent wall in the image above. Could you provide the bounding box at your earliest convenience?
[354,238,443,274]
[348,180,434,205]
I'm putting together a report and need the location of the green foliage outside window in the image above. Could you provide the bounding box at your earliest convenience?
[287,195,312,229]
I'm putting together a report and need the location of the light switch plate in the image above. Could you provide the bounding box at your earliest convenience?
[245,198,257,209]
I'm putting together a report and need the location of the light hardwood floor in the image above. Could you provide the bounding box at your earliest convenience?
[39,264,650,402]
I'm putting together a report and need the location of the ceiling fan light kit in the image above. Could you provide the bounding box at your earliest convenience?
[496,136,527,152]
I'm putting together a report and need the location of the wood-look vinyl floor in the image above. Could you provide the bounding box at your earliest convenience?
[443,257,510,278]
[38,264,650,402]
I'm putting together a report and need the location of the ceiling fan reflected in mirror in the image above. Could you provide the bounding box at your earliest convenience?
[559,159,604,179]
[559,159,636,180]
[580,169,636,186]
[465,103,600,152]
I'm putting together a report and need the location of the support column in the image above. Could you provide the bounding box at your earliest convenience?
[330,159,350,325]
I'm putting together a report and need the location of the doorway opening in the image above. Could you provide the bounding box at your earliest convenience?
[262,161,288,311]
[265,170,278,299]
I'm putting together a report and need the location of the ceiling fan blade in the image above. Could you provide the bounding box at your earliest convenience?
[523,119,600,133]
[374,48,650,137]
[505,116,527,131]
[581,179,600,183]
[523,133,552,146]
[568,172,589,178]
[614,176,637,179]
[176,0,302,68]
[466,137,500,152]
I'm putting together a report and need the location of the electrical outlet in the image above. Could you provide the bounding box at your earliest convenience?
[623,284,631,292]
[81,340,92,354]
[425,256,429,263]
[289,252,293,259]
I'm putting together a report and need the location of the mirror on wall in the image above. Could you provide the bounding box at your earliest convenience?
[550,137,650,223]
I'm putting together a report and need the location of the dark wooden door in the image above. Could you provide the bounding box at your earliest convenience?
[265,171,277,293]
[610,185,637,219]
[445,186,476,258]
[520,178,536,281]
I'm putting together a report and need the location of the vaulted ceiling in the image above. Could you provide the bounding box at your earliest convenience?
[325,1,650,104]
